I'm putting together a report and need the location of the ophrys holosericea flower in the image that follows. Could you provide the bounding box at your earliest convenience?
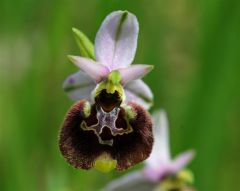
[59,11,154,172]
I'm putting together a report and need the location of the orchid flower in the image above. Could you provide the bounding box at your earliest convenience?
[63,11,153,109]
[102,110,195,191]
[59,11,154,172]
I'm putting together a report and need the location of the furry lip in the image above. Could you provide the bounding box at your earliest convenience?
[59,100,153,171]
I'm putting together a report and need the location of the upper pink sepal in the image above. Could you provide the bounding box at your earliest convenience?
[95,11,139,70]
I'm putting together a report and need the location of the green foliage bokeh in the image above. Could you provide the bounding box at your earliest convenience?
[0,0,240,191]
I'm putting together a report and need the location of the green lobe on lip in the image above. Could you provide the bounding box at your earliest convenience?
[94,153,117,173]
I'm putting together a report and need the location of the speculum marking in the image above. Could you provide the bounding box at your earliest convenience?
[80,106,133,146]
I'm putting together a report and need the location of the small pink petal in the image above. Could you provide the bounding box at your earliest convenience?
[68,55,109,83]
[103,171,155,191]
[95,11,139,70]
[143,167,166,182]
[119,64,153,85]
[169,150,195,174]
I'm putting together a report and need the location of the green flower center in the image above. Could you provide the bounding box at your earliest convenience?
[94,70,124,112]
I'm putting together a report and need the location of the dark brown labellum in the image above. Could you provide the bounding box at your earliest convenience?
[59,100,153,171]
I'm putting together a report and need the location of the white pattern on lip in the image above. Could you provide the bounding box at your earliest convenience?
[80,106,133,146]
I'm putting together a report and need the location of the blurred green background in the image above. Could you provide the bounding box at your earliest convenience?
[0,0,240,190]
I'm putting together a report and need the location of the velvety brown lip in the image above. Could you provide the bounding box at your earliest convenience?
[59,100,153,171]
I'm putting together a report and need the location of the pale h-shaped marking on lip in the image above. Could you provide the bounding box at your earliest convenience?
[81,106,133,146]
